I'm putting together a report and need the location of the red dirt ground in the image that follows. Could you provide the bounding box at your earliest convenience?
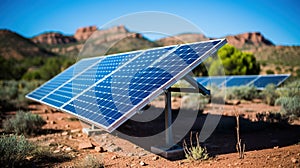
[3,99,300,167]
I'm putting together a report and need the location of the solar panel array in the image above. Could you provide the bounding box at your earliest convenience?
[195,74,290,89]
[26,39,227,132]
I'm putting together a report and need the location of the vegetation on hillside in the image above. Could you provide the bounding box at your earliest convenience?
[0,56,74,81]
[22,57,74,80]
[0,30,54,59]
[254,46,300,67]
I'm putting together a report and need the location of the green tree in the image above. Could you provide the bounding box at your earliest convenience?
[208,44,260,76]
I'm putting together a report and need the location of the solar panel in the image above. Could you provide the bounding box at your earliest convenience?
[208,76,227,87]
[26,39,226,132]
[225,76,257,87]
[196,76,227,88]
[251,74,290,89]
[195,74,290,89]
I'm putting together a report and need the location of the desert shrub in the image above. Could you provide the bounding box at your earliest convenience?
[226,85,259,100]
[275,96,300,117]
[3,111,46,135]
[260,61,267,67]
[277,79,300,97]
[275,66,282,72]
[0,80,44,112]
[183,132,209,161]
[260,84,279,106]
[266,69,275,74]
[0,80,18,110]
[0,134,35,167]
[275,80,300,117]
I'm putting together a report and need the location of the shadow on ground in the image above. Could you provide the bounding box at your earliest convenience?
[115,106,300,156]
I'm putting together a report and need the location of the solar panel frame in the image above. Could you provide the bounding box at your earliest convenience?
[250,74,290,90]
[62,39,226,132]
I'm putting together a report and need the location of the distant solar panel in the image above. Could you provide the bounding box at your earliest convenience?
[208,76,227,87]
[196,76,227,87]
[195,74,290,89]
[251,74,290,89]
[26,39,226,132]
[225,76,257,87]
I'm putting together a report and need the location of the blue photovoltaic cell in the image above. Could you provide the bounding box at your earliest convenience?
[26,57,103,102]
[225,76,257,87]
[27,39,227,132]
[41,51,141,108]
[252,75,289,89]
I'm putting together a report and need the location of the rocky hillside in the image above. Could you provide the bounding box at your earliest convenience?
[32,32,76,45]
[0,29,55,60]
[157,32,274,49]
[225,32,274,48]
[74,26,97,42]
[156,32,299,73]
[1,25,299,69]
[42,25,157,57]
[225,33,300,68]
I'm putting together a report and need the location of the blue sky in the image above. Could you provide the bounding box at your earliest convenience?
[0,0,299,45]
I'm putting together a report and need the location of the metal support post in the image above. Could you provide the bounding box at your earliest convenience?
[164,89,173,147]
